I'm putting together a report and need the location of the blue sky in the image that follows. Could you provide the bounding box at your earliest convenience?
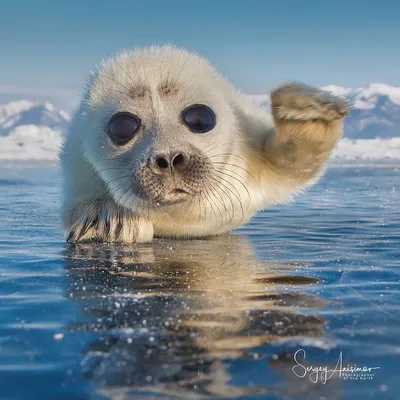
[0,0,399,109]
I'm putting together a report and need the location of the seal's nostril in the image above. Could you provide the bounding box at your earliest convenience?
[172,153,185,167]
[152,152,187,171]
[156,156,169,169]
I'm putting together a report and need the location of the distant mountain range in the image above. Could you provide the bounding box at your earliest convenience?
[0,83,399,160]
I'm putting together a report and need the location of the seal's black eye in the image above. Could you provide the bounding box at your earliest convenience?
[106,112,141,145]
[182,104,216,133]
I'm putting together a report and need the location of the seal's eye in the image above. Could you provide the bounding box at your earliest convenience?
[182,104,216,134]
[106,112,141,145]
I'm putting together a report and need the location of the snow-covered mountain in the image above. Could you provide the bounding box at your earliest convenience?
[0,83,400,161]
[0,100,71,160]
[322,83,400,139]
[0,100,70,136]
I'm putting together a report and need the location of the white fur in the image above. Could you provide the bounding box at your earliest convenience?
[60,45,348,242]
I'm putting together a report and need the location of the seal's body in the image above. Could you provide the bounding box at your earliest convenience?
[60,45,349,243]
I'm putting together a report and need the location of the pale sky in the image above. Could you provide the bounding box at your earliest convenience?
[0,0,399,110]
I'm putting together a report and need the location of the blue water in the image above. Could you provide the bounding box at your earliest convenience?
[0,163,399,400]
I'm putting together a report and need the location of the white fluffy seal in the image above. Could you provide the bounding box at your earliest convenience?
[60,45,349,243]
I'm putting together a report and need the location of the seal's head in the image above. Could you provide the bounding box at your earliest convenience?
[80,45,239,210]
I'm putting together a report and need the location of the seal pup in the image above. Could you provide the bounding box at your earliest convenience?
[60,45,349,243]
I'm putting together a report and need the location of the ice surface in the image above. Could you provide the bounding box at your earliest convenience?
[332,138,400,160]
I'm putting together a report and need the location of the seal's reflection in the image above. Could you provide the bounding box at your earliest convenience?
[64,235,331,399]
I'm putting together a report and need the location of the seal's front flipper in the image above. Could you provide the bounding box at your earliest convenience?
[62,201,154,243]
[265,82,350,183]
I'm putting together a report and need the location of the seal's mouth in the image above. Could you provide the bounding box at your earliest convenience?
[163,187,191,204]
[145,187,193,206]
[170,188,189,195]
[132,178,196,205]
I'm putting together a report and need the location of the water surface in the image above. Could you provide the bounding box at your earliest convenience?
[0,163,399,400]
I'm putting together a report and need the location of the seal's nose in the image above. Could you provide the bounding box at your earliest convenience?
[149,152,188,173]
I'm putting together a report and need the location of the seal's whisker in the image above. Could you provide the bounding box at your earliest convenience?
[200,142,226,155]
[202,188,213,225]
[109,181,132,205]
[213,166,255,196]
[201,140,236,153]
[93,167,130,175]
[96,73,133,94]
[197,187,208,223]
[101,51,138,90]
[212,168,250,202]
[108,50,147,89]
[174,52,191,87]
[208,178,232,221]
[182,191,199,222]
[209,152,252,167]
[206,177,235,224]
[183,195,197,225]
[71,168,130,200]
[164,48,175,87]
[180,192,198,226]
[151,198,176,222]
[175,71,205,94]
[208,175,240,223]
[99,87,132,100]
[157,204,174,222]
[214,171,241,206]
[208,173,245,224]
[201,183,219,224]
[158,49,165,88]
[210,161,257,183]
[103,175,133,191]
[203,180,225,225]
[196,189,208,226]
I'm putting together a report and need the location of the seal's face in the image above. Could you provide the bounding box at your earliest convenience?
[105,108,215,205]
[80,46,238,211]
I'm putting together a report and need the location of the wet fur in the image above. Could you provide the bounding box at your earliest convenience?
[60,45,350,243]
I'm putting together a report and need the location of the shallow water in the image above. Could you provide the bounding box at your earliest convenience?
[0,163,399,400]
